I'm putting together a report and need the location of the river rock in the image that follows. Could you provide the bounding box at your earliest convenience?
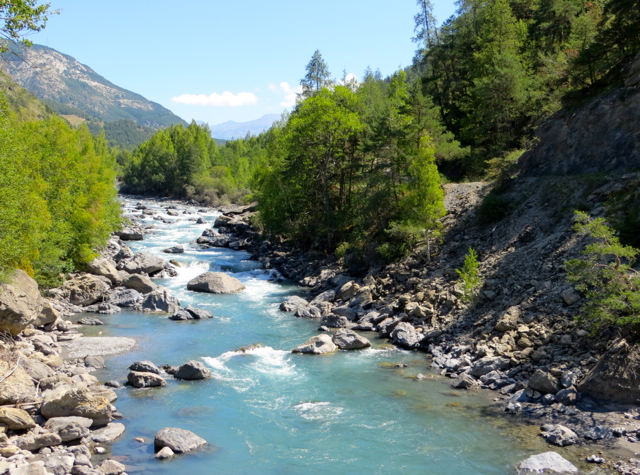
[43,416,92,442]
[391,322,423,349]
[11,432,61,451]
[184,305,213,319]
[19,357,55,381]
[187,272,246,294]
[337,281,359,301]
[99,459,126,475]
[540,424,578,447]
[91,422,126,443]
[332,329,371,350]
[0,408,35,430]
[0,269,44,336]
[87,257,121,285]
[78,317,104,326]
[296,306,322,319]
[84,355,105,369]
[43,454,75,475]
[106,287,143,307]
[34,300,60,328]
[451,374,479,389]
[555,387,578,405]
[121,274,157,294]
[114,228,143,241]
[155,446,174,459]
[577,338,640,404]
[279,296,309,312]
[135,286,180,313]
[41,386,112,427]
[62,275,110,306]
[528,369,560,394]
[123,252,166,275]
[495,309,518,332]
[309,290,335,306]
[292,334,337,354]
[0,359,36,405]
[320,314,349,328]
[174,360,211,380]
[154,427,207,454]
[516,452,579,474]
[127,371,166,388]
[130,361,160,374]
[162,246,184,254]
[169,309,193,320]
[469,356,511,377]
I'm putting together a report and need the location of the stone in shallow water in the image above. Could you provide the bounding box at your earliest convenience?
[154,427,207,454]
[174,361,211,380]
[292,334,337,354]
[516,451,579,473]
[332,329,371,350]
[187,272,245,294]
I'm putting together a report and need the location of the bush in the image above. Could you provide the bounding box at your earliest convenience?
[477,192,511,225]
[456,248,482,302]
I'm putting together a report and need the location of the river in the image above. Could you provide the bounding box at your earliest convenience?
[76,197,550,474]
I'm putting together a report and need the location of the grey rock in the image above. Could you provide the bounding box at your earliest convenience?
[11,432,62,451]
[8,462,50,475]
[292,334,337,354]
[320,314,349,328]
[114,228,143,240]
[87,257,121,285]
[154,427,207,454]
[78,317,104,326]
[0,408,35,430]
[62,275,110,306]
[0,270,45,336]
[127,371,166,388]
[174,361,211,380]
[295,306,322,319]
[451,374,478,389]
[169,309,193,320]
[332,329,371,350]
[91,422,126,443]
[41,386,112,427]
[184,305,213,319]
[162,246,184,254]
[555,387,578,406]
[135,286,180,314]
[155,446,174,459]
[84,355,105,369]
[105,287,143,307]
[391,322,423,349]
[121,275,157,294]
[528,369,560,394]
[468,357,511,377]
[123,252,166,275]
[43,416,92,442]
[584,425,612,440]
[560,370,580,389]
[541,424,578,447]
[309,290,335,306]
[516,452,579,474]
[19,358,54,381]
[333,305,357,321]
[129,361,160,374]
[279,296,309,313]
[43,455,75,475]
[560,289,581,306]
[187,272,246,294]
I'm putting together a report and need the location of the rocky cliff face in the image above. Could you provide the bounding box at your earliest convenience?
[519,52,640,176]
[1,44,185,129]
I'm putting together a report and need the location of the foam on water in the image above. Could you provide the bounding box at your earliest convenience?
[293,402,345,421]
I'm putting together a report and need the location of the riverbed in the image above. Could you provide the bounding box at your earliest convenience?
[74,197,585,474]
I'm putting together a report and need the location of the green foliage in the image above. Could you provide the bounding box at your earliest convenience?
[0,93,120,286]
[0,0,57,53]
[300,50,332,98]
[478,192,511,225]
[566,211,640,331]
[456,248,482,302]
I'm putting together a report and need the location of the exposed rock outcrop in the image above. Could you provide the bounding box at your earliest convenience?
[0,270,44,336]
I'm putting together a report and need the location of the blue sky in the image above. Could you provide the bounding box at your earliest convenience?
[31,0,457,125]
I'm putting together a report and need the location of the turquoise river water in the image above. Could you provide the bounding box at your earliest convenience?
[75,198,547,474]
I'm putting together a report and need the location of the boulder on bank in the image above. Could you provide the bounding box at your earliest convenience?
[468,356,511,377]
[154,427,207,454]
[516,452,579,474]
[87,257,121,285]
[0,269,44,336]
[540,424,578,447]
[0,408,36,430]
[135,286,180,314]
[62,274,110,306]
[122,274,157,294]
[174,360,211,380]
[0,359,37,405]
[34,299,60,328]
[292,334,337,354]
[391,322,423,349]
[43,416,92,442]
[187,272,246,294]
[528,369,560,394]
[280,296,309,313]
[41,386,113,427]
[106,287,144,307]
[123,252,166,275]
[332,329,371,350]
[114,228,143,241]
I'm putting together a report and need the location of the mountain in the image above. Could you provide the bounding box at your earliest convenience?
[1,44,186,129]
[203,114,280,140]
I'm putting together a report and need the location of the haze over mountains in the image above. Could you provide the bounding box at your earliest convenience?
[203,114,281,140]
[1,44,185,129]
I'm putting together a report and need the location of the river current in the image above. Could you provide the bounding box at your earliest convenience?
[77,197,543,474]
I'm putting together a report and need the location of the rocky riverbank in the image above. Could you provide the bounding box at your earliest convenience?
[192,174,640,474]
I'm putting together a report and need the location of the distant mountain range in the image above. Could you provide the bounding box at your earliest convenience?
[1,44,186,129]
[201,114,281,140]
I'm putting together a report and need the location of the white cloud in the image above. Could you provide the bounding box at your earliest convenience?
[339,73,359,85]
[280,82,291,93]
[280,93,298,108]
[268,83,278,91]
[172,91,258,107]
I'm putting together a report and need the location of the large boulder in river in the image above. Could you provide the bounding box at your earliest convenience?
[105,287,143,307]
[154,427,207,454]
[86,257,121,285]
[135,287,180,314]
[114,228,143,241]
[577,338,640,404]
[41,386,113,427]
[516,452,579,474]
[123,252,166,275]
[187,272,245,294]
[391,322,423,350]
[174,360,211,380]
[292,334,337,354]
[62,274,110,306]
[0,269,44,336]
[279,296,309,313]
[127,371,166,388]
[121,274,157,294]
[332,329,371,350]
